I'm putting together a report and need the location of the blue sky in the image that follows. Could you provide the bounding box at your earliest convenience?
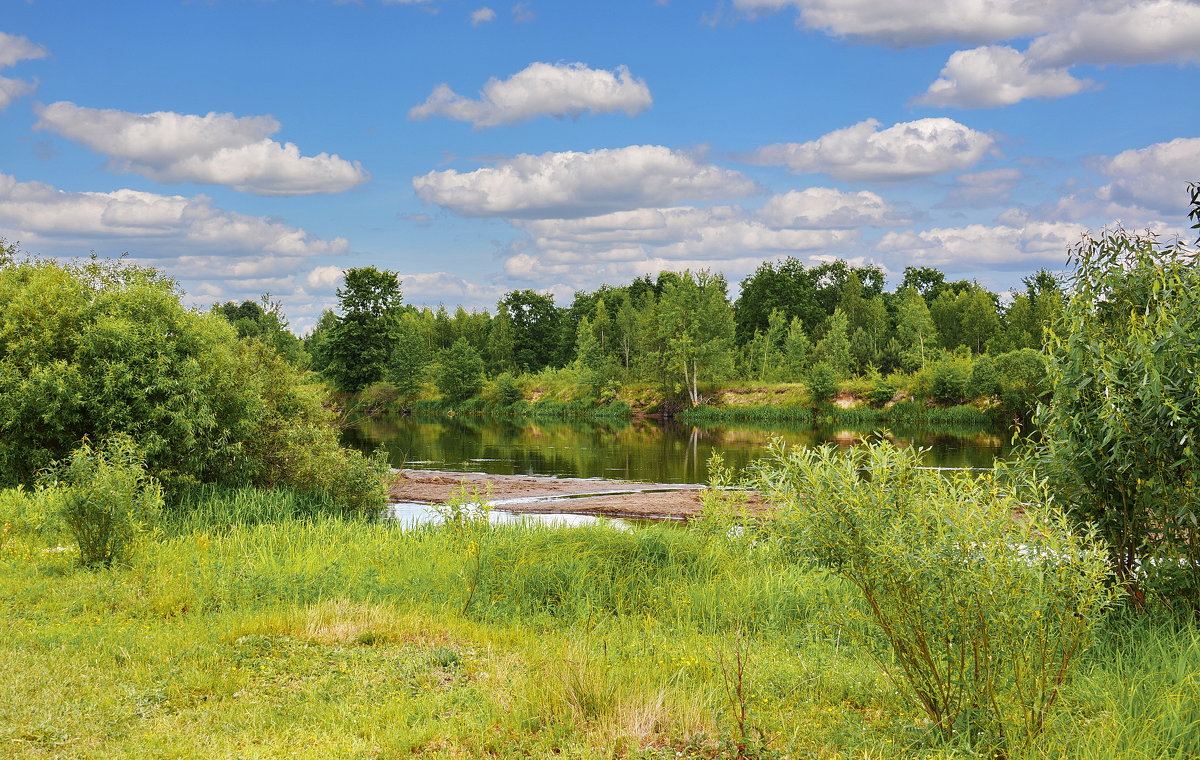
[1,0,1197,330]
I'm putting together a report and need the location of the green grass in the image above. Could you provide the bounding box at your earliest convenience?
[2,486,1197,759]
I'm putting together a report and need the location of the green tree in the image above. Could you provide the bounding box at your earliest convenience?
[780,316,812,382]
[386,314,434,400]
[211,295,308,366]
[435,338,485,402]
[321,267,404,392]
[815,308,852,378]
[486,303,517,375]
[893,287,939,371]
[734,257,822,344]
[499,290,561,373]
[657,271,736,406]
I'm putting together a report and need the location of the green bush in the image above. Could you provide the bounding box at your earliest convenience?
[968,354,999,398]
[435,338,485,402]
[0,254,385,513]
[754,440,1118,752]
[929,354,972,403]
[806,361,837,405]
[994,348,1047,418]
[489,372,524,406]
[49,436,164,568]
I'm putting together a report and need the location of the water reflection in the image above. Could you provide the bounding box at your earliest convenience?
[346,415,1011,484]
[385,501,631,529]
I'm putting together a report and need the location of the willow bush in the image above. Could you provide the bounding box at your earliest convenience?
[754,440,1117,752]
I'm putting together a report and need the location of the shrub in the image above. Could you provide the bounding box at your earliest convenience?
[435,338,485,402]
[967,354,999,398]
[929,354,972,403]
[49,436,164,568]
[806,362,837,405]
[754,440,1117,752]
[489,372,524,406]
[993,348,1047,418]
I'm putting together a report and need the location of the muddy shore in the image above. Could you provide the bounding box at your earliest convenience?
[388,469,765,521]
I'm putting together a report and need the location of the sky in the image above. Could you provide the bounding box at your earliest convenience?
[1,0,1198,331]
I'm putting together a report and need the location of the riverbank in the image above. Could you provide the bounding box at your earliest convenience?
[388,469,766,520]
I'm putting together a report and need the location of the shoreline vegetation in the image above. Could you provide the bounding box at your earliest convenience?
[5,192,1200,760]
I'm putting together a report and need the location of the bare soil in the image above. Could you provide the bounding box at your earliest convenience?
[388,469,767,521]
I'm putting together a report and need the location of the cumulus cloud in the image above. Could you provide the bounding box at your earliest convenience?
[731,0,1066,46]
[0,30,47,110]
[749,118,994,181]
[917,45,1091,108]
[400,271,508,307]
[413,145,758,218]
[757,188,906,228]
[1096,137,1200,216]
[1028,1,1200,67]
[498,202,858,289]
[33,102,368,195]
[511,2,536,22]
[470,6,496,25]
[409,62,652,128]
[306,265,345,291]
[876,221,1085,270]
[0,172,348,256]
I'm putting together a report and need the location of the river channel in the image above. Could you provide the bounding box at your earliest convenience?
[345,414,1012,484]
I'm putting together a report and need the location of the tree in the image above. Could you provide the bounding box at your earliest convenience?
[435,338,485,402]
[780,317,812,381]
[321,267,404,392]
[499,290,561,373]
[212,295,308,366]
[734,258,822,345]
[894,287,939,371]
[1031,215,1200,609]
[485,303,517,375]
[386,313,434,400]
[657,271,736,406]
[815,308,852,378]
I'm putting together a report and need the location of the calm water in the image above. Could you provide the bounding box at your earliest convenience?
[345,415,1012,484]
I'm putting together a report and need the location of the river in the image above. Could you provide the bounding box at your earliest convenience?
[345,414,1012,484]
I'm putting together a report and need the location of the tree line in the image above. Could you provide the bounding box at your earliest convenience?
[292,257,1062,411]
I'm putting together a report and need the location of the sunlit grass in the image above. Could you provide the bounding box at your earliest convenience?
[2,487,1197,759]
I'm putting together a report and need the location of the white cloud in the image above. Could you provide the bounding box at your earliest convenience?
[0,172,348,257]
[750,118,994,181]
[399,271,507,307]
[0,30,47,110]
[876,221,1085,269]
[757,188,905,228]
[511,2,536,22]
[470,6,496,25]
[0,30,47,69]
[0,75,37,110]
[413,145,758,218]
[409,62,652,128]
[306,265,345,291]
[503,203,857,289]
[917,45,1091,108]
[1028,1,1200,67]
[1096,137,1200,216]
[731,0,1068,46]
[34,102,368,196]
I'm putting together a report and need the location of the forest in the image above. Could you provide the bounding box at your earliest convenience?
[285,256,1059,421]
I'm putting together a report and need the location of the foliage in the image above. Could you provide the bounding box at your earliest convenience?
[805,362,838,405]
[0,254,386,512]
[994,348,1048,418]
[656,271,736,405]
[47,436,164,568]
[435,338,486,402]
[754,440,1118,752]
[211,295,308,366]
[500,289,562,373]
[1030,224,1200,610]
[318,266,404,392]
[928,353,973,404]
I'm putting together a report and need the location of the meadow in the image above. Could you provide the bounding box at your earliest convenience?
[3,486,1198,760]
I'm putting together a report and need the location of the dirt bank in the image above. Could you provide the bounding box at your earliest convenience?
[388,469,766,521]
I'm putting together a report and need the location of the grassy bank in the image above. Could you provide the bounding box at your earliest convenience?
[2,486,1197,759]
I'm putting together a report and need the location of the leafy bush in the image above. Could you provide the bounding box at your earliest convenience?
[1031,224,1200,610]
[929,354,972,403]
[0,254,386,513]
[754,440,1117,752]
[967,354,999,398]
[993,348,1047,418]
[806,361,837,405]
[49,436,164,568]
[435,338,485,402]
[488,372,524,406]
